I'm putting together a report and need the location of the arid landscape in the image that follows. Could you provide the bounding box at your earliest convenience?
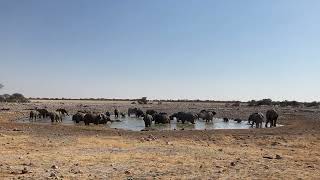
[0,100,319,179]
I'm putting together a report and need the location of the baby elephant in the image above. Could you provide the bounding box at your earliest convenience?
[143,114,153,127]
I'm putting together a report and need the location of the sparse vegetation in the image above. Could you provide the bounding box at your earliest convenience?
[0,93,29,103]
[137,97,148,104]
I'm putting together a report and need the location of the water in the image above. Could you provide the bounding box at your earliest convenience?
[18,115,259,131]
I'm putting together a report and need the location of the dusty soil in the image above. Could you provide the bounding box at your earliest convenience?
[0,100,320,179]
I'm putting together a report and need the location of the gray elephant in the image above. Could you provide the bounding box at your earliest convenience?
[56,108,69,116]
[248,113,264,128]
[143,114,153,127]
[36,109,49,119]
[198,110,216,122]
[96,114,111,124]
[72,112,85,123]
[29,110,40,121]
[114,108,119,118]
[48,112,62,123]
[128,108,138,117]
[266,109,279,128]
[170,112,196,124]
[83,113,110,125]
[153,113,170,124]
[146,109,158,116]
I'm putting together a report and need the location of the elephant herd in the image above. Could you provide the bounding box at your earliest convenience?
[29,107,279,129]
[133,108,279,129]
[29,108,67,123]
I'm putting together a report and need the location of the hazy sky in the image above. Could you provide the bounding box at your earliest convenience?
[1,0,320,101]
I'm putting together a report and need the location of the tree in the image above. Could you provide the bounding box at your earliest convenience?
[138,97,148,104]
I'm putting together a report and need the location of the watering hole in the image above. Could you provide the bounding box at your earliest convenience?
[16,115,269,131]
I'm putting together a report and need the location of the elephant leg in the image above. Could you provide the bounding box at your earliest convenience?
[273,119,277,127]
[265,120,269,128]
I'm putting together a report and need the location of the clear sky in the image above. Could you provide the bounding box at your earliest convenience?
[1,0,320,101]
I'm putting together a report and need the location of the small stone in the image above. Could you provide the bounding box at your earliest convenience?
[51,165,58,169]
[50,172,57,177]
[21,167,28,174]
[125,170,131,175]
[275,155,282,160]
[263,156,273,159]
[230,162,236,166]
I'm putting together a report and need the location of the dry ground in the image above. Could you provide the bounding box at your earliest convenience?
[0,100,320,179]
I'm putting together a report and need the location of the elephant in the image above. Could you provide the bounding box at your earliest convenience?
[36,109,49,119]
[96,114,111,124]
[266,109,279,128]
[128,108,137,117]
[198,110,216,122]
[114,109,119,118]
[135,109,144,118]
[234,119,242,123]
[248,113,264,128]
[153,113,170,124]
[48,112,62,123]
[56,108,69,116]
[143,114,153,127]
[170,112,196,124]
[72,112,85,123]
[146,109,157,116]
[83,113,110,125]
[223,118,229,122]
[29,111,40,121]
[105,111,111,117]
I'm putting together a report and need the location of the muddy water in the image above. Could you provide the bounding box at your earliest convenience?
[18,115,260,131]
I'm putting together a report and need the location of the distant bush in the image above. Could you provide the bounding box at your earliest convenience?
[0,93,29,103]
[248,100,256,107]
[137,97,148,104]
[232,101,241,107]
[279,100,301,107]
[304,101,319,108]
[248,99,273,106]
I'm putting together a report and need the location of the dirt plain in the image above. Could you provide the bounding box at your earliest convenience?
[0,100,319,180]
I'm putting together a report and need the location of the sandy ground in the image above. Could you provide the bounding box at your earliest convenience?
[0,100,320,179]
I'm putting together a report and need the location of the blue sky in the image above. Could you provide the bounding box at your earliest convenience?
[1,0,320,101]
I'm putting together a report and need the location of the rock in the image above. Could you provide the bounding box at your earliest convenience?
[218,149,223,152]
[230,162,236,167]
[166,142,173,146]
[13,128,22,132]
[50,172,57,178]
[275,155,282,160]
[263,156,273,159]
[125,170,131,175]
[51,165,58,169]
[21,167,29,174]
